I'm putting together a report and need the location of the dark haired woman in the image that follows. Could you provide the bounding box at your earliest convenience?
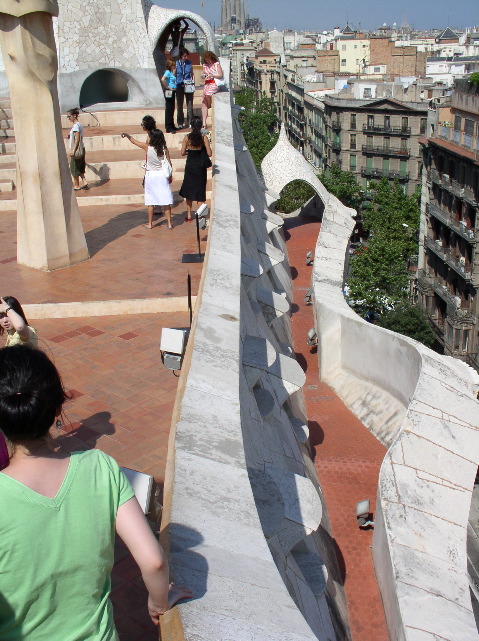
[141,114,157,141]
[67,107,89,191]
[161,59,177,134]
[0,296,38,348]
[179,116,212,221]
[121,129,174,229]
[0,345,191,639]
[201,51,223,130]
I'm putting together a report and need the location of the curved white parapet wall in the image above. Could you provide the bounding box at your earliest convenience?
[264,129,479,638]
[160,62,350,641]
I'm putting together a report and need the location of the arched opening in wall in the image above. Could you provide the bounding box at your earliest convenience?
[272,179,323,219]
[79,70,129,108]
[152,18,204,84]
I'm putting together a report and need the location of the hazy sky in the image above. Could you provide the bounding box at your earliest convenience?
[154,0,478,32]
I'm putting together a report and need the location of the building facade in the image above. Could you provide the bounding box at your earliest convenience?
[322,95,428,195]
[417,80,479,367]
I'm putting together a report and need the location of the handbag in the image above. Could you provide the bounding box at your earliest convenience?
[214,77,227,89]
[161,158,173,178]
[200,148,212,169]
[184,80,196,94]
[72,141,84,159]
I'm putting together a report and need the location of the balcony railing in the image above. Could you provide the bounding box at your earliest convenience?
[331,121,341,131]
[429,168,479,206]
[426,203,476,244]
[331,141,341,151]
[363,124,411,135]
[437,127,479,154]
[362,145,410,157]
[424,237,474,281]
[361,166,409,181]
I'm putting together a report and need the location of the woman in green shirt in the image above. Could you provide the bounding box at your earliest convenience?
[0,346,191,640]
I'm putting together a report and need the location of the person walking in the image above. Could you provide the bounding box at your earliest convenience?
[0,345,192,640]
[67,107,89,191]
[176,48,195,130]
[201,51,223,131]
[122,129,174,230]
[179,116,212,221]
[161,60,177,134]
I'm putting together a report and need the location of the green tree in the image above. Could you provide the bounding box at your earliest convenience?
[320,164,364,210]
[363,178,420,260]
[346,178,421,315]
[234,88,278,168]
[347,237,410,314]
[470,72,479,88]
[274,180,315,214]
[379,302,436,347]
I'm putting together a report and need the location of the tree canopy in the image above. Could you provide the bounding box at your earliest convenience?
[379,302,436,347]
[234,88,278,168]
[346,178,420,315]
[320,164,364,211]
[274,180,315,214]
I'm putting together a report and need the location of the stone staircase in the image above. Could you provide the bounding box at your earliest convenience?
[0,93,208,210]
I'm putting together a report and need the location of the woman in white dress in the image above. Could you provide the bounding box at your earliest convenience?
[121,129,174,230]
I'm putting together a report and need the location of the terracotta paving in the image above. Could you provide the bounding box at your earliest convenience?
[0,198,208,303]
[33,312,190,641]
[284,216,389,641]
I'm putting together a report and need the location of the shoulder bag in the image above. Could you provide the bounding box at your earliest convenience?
[184,79,196,94]
[161,157,173,178]
[72,141,84,159]
[200,147,212,169]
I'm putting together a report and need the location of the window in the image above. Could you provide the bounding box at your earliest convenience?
[383,157,390,173]
[368,115,375,128]
[341,59,346,66]
[350,113,356,129]
[354,44,358,49]
[363,88,372,98]
[465,119,474,136]
[454,114,462,131]
[374,66,381,73]
[384,137,390,149]
[350,134,356,149]
[463,329,470,352]
[418,161,423,179]
[350,154,356,171]
[401,116,409,131]
[384,115,391,129]
[356,59,360,65]
[342,44,346,51]
[400,159,407,176]
[367,135,373,147]
[401,137,407,150]
[420,118,427,134]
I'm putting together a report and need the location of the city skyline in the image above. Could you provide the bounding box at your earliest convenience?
[153,0,477,32]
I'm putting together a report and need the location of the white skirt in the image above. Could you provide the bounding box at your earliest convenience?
[144,170,173,206]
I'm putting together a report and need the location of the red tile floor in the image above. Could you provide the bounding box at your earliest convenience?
[285,216,389,641]
[0,189,207,639]
[34,313,190,641]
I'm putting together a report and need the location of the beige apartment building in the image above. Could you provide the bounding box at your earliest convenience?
[321,94,428,195]
[417,79,479,367]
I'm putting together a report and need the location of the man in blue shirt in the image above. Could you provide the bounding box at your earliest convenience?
[176,49,195,129]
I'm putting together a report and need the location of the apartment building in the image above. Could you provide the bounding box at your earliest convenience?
[417,79,479,367]
[244,48,280,97]
[321,93,428,195]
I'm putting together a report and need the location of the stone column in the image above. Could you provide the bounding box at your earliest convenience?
[0,1,89,270]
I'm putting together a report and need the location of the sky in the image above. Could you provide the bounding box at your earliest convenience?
[153,0,478,32]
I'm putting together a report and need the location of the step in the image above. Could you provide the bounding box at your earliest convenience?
[0,119,13,130]
[0,154,14,166]
[83,157,186,181]
[67,130,184,153]
[0,129,14,137]
[0,167,14,182]
[0,108,12,119]
[0,180,14,193]
[0,178,212,210]
[0,141,15,155]
[59,98,203,128]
